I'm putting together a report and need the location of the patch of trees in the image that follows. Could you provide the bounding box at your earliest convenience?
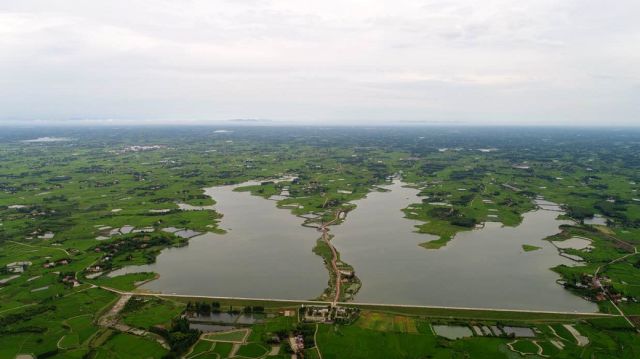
[122,297,148,313]
[320,199,344,209]
[184,194,209,201]
[185,301,265,315]
[151,197,174,203]
[0,325,47,335]
[364,162,389,181]
[0,172,29,179]
[519,190,537,198]
[498,197,520,208]
[178,170,202,178]
[419,162,447,176]
[451,194,475,206]
[450,217,477,228]
[294,324,316,348]
[93,232,177,267]
[75,165,108,174]
[42,195,68,203]
[243,305,264,314]
[0,182,19,193]
[186,301,222,314]
[29,170,53,177]
[0,304,55,327]
[155,318,200,358]
[566,205,595,221]
[595,201,628,221]
[134,184,167,191]
[449,170,483,181]
[589,183,609,190]
[428,207,477,228]
[85,203,109,211]
[47,175,71,182]
[567,191,592,198]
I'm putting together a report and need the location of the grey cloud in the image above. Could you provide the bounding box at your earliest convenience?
[0,0,638,126]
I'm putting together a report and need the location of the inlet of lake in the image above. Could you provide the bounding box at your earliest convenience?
[112,180,597,312]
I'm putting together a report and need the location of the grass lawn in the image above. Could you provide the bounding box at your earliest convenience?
[537,340,561,357]
[122,297,184,329]
[522,244,542,252]
[202,329,248,343]
[186,339,214,358]
[511,340,539,354]
[66,315,99,344]
[59,333,80,349]
[93,332,167,359]
[317,322,519,359]
[356,311,418,333]
[316,323,441,359]
[91,272,157,291]
[211,342,234,357]
[235,342,269,358]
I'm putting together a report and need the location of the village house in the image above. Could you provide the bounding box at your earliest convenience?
[43,258,71,269]
[61,275,80,287]
[6,261,32,273]
[86,265,102,273]
[302,305,331,322]
[338,269,354,279]
[288,334,304,353]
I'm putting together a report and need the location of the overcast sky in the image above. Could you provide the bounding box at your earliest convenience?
[1,0,639,126]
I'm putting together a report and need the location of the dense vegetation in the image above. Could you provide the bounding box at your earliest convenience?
[1,126,639,358]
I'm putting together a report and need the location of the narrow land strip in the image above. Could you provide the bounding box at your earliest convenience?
[97,286,615,318]
[320,210,343,305]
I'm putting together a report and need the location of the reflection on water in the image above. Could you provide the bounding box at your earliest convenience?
[114,180,596,312]
[188,312,265,325]
[111,182,327,299]
[189,323,236,332]
[330,181,597,312]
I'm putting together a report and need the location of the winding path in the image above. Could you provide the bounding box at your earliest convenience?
[593,245,639,331]
[8,240,70,256]
[320,210,343,306]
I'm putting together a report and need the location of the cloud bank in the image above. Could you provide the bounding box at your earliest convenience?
[1,0,639,125]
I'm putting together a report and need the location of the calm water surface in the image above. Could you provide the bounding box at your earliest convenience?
[331,181,596,312]
[112,182,327,299]
[115,180,596,312]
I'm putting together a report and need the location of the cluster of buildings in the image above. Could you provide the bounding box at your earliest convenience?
[571,274,636,304]
[60,274,80,287]
[122,145,164,153]
[301,305,359,324]
[6,261,32,273]
[337,267,360,300]
[42,258,70,269]
[288,334,305,353]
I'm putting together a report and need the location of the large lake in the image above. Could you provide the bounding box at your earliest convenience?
[331,181,596,312]
[114,180,596,312]
[111,183,327,299]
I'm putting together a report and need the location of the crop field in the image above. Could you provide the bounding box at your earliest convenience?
[202,329,249,343]
[356,311,419,333]
[92,332,167,359]
[1,126,640,357]
[121,297,184,329]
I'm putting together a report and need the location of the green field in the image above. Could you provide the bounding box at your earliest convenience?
[92,332,167,358]
[2,127,640,357]
[202,329,249,343]
[122,297,184,329]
